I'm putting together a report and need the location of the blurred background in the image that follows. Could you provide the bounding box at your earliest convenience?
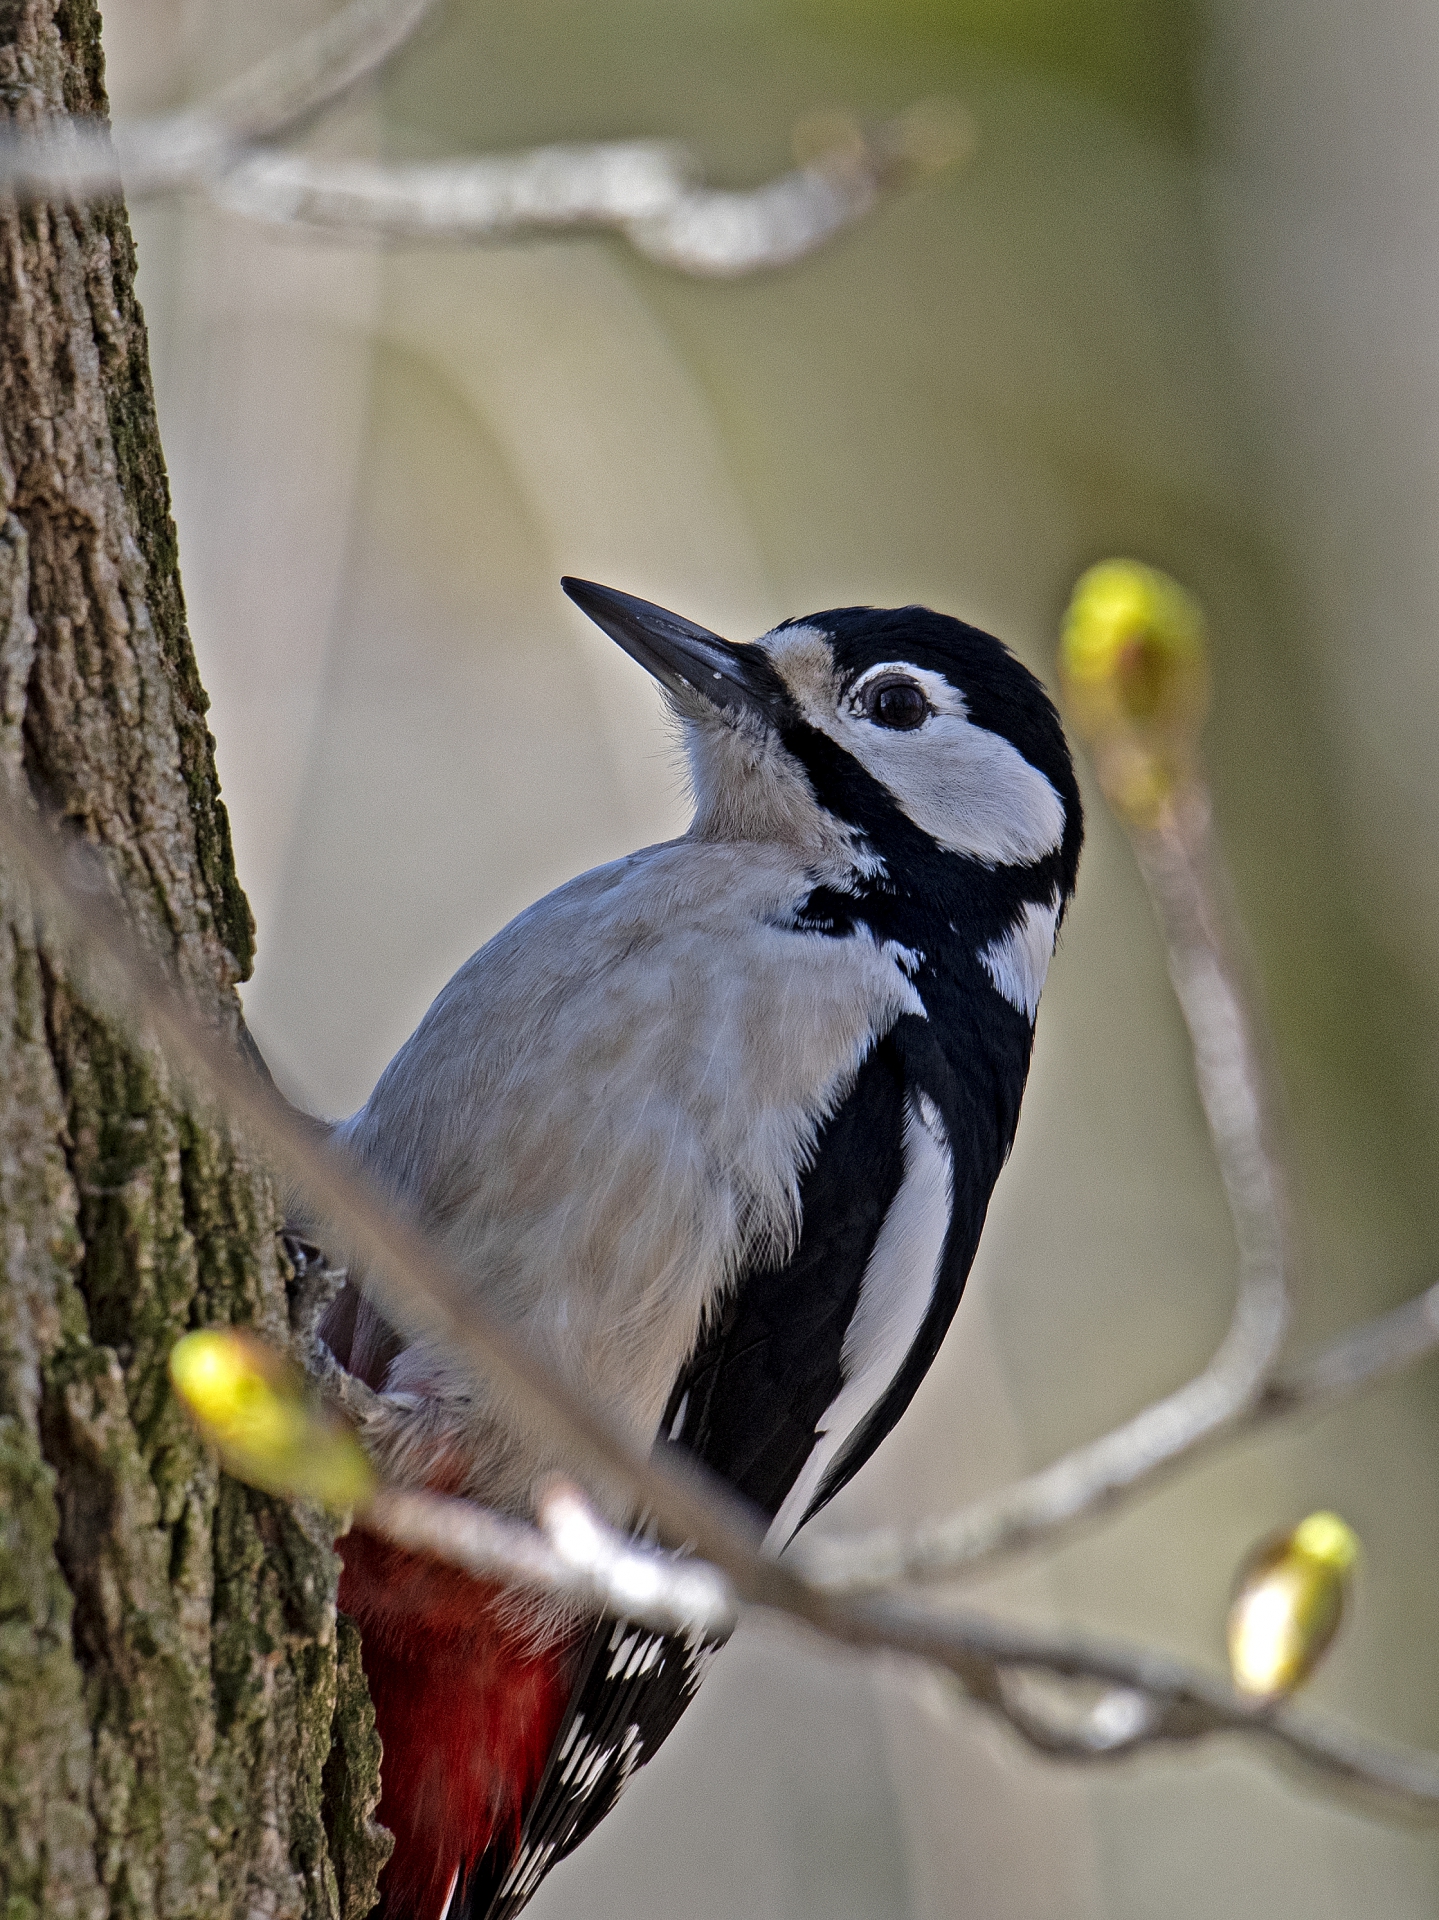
[104,1,1439,1913]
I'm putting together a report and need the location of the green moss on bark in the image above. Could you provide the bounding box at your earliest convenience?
[0,2,381,1914]
[323,1617,393,1920]
[95,223,256,982]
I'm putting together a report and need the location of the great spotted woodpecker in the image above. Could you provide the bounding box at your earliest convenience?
[315,579,1083,1918]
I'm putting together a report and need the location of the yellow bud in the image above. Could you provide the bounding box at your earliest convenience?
[1291,1510,1360,1571]
[1226,1511,1360,1702]
[1058,559,1210,827]
[169,1328,376,1512]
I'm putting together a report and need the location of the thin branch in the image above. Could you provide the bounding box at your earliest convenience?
[796,1289,1439,1599]
[212,141,693,237]
[210,107,973,276]
[1264,1278,1439,1412]
[796,790,1295,1590]
[0,0,442,199]
[3,788,1438,1824]
[1,41,973,278]
[357,1480,738,1642]
[802,1270,1439,1594]
[627,160,886,278]
[155,0,443,147]
[809,1590,1439,1820]
[352,1472,1439,1821]
[627,106,971,277]
[987,1673,1162,1758]
[538,1479,738,1638]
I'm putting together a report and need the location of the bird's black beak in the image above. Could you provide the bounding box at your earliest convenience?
[561,578,785,728]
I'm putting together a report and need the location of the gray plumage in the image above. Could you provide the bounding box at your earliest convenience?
[318,581,1083,1920]
[337,662,928,1511]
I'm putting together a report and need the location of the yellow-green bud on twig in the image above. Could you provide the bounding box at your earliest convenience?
[170,1327,377,1511]
[1226,1510,1360,1702]
[1058,559,1210,828]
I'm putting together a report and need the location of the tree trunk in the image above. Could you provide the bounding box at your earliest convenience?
[0,4,389,1915]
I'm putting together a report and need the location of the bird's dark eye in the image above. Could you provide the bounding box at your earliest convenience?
[863,677,929,731]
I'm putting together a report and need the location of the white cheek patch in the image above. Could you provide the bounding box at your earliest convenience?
[820,662,1066,867]
[978,894,1060,1021]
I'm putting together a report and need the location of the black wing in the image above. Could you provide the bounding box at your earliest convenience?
[662,1035,908,1516]
[470,1017,998,1918]
[472,1618,718,1920]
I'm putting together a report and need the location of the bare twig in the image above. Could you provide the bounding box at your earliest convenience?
[799,1268,1439,1595]
[356,1480,737,1641]
[209,107,974,275]
[538,1479,738,1638]
[796,790,1295,1590]
[212,141,694,237]
[0,0,441,199]
[810,1592,1439,1820]
[345,1465,1439,1818]
[350,1471,1439,1821]
[627,106,971,277]
[1,26,973,280]
[1264,1278,1439,1412]
[5,786,1439,1823]
[151,0,443,147]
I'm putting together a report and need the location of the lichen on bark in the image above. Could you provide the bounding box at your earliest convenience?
[0,3,384,1914]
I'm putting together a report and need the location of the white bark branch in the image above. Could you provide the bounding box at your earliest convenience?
[356,1480,738,1642]
[208,108,971,275]
[350,1473,1439,1821]
[212,141,695,236]
[1,83,971,280]
[0,0,973,285]
[0,0,442,198]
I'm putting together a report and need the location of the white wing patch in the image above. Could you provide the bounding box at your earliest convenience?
[977,894,1059,1022]
[605,1629,666,1682]
[764,1094,952,1551]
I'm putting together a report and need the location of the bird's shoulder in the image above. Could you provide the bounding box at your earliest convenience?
[350,838,924,1154]
[442,835,854,979]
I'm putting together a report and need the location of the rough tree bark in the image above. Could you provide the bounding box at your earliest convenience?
[0,3,389,1914]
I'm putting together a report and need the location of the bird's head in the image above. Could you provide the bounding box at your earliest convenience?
[563,578,1082,931]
